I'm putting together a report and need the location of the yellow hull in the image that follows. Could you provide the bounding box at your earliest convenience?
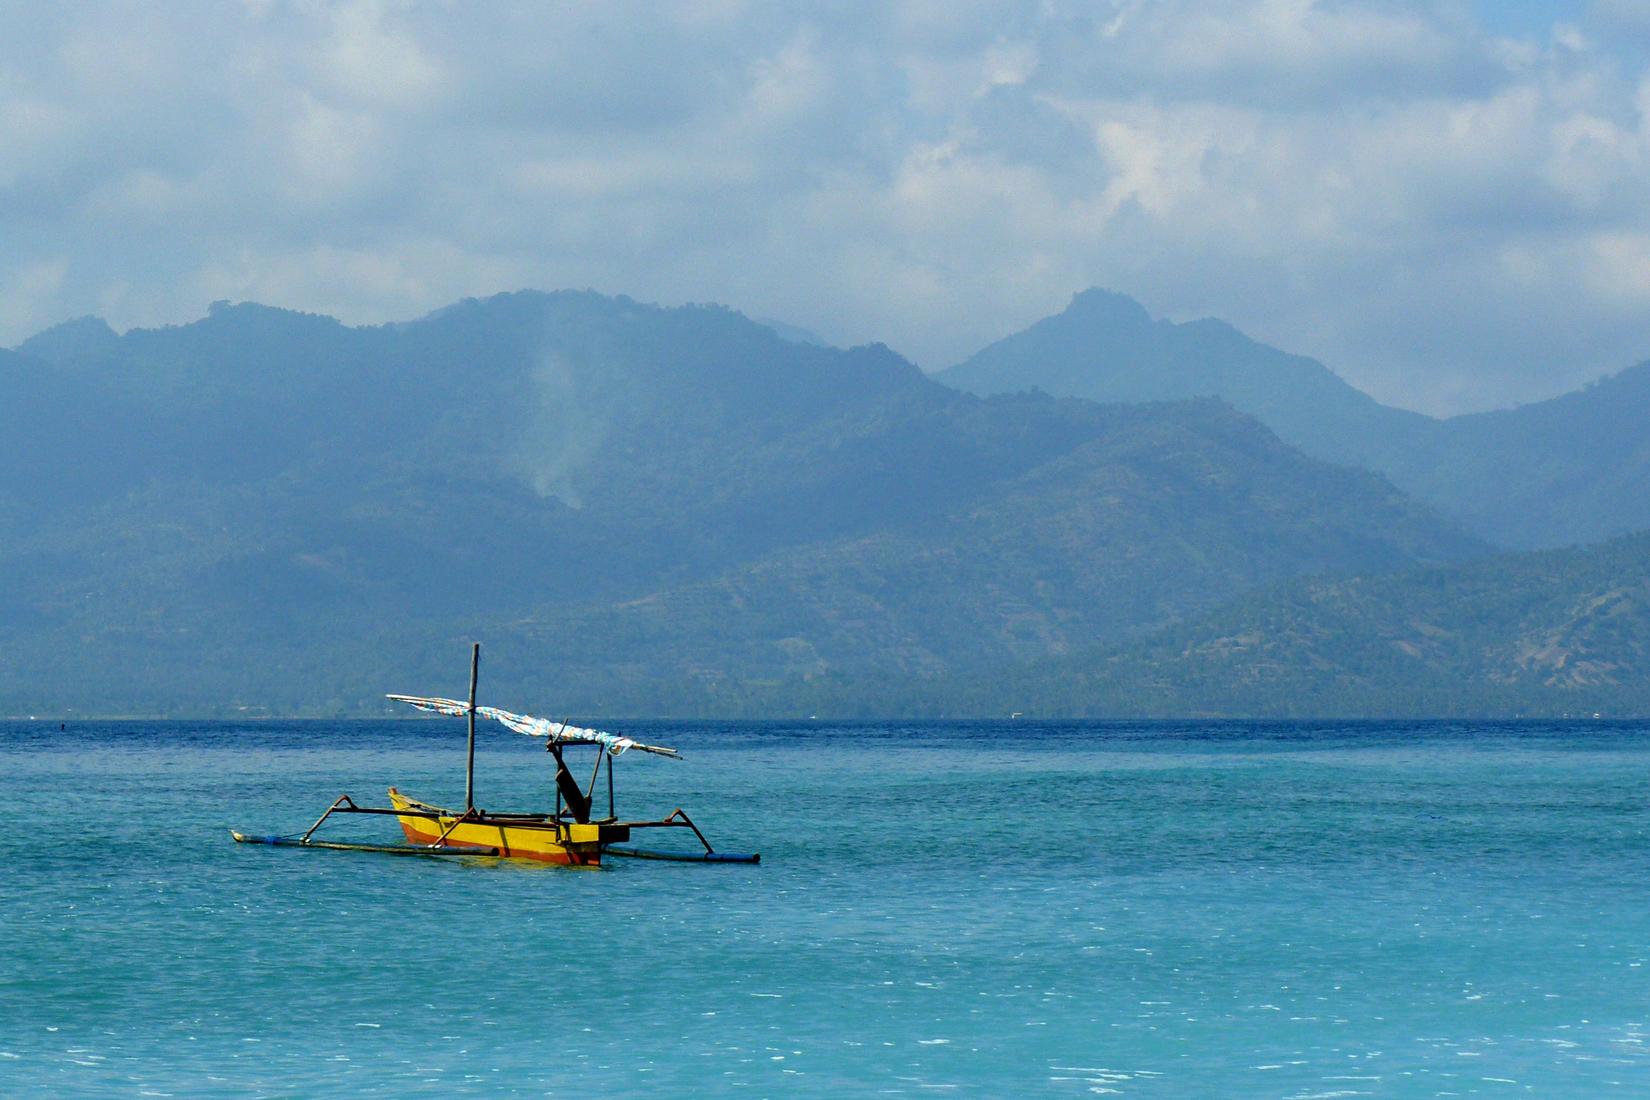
[387,788,624,866]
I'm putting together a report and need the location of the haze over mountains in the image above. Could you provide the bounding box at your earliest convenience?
[945,290,1650,550]
[3,287,1647,717]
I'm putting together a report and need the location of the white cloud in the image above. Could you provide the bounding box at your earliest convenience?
[0,257,70,339]
[184,238,526,326]
[317,1,446,110]
[280,93,388,203]
[1,1,1648,413]
[1586,232,1650,304]
[1143,0,1459,87]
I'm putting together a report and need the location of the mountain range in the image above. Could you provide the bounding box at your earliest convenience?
[955,529,1650,719]
[2,287,1647,717]
[943,289,1650,550]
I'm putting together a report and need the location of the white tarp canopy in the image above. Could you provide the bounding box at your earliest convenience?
[386,694,681,758]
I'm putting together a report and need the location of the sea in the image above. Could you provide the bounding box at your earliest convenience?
[1,718,1647,1097]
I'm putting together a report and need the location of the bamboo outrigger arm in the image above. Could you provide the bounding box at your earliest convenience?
[604,808,760,863]
[228,794,501,857]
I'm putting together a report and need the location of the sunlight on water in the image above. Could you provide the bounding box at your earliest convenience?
[2,719,1648,1095]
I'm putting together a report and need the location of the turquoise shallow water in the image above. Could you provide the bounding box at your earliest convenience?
[2,719,1648,1097]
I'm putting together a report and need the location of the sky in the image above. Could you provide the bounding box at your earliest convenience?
[2,1,1648,415]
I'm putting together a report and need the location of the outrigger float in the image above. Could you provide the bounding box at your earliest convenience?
[231,644,758,867]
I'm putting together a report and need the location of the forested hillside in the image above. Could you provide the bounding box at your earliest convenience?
[1,292,1480,716]
[937,532,1650,719]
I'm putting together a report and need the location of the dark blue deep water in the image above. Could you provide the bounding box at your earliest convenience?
[2,719,1648,1096]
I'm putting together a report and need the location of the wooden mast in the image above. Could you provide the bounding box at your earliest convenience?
[465,642,480,811]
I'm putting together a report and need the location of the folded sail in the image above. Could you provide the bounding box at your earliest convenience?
[388,695,471,718]
[386,694,680,758]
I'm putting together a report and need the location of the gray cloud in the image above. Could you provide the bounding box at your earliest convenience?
[2,1,1647,414]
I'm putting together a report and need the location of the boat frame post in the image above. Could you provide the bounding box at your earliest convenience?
[300,794,358,843]
[464,642,479,812]
[428,807,480,849]
[587,750,604,814]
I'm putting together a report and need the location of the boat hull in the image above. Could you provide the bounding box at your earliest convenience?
[388,788,608,866]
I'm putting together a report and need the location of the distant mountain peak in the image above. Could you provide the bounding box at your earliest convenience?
[16,315,119,365]
[1061,288,1155,328]
[944,287,1650,551]
[198,300,345,329]
[939,287,1433,494]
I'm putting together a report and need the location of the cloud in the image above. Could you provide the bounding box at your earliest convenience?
[0,257,69,338]
[1591,0,1650,38]
[1037,0,1488,108]
[1,1,1648,413]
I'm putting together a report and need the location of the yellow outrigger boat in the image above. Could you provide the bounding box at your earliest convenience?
[231,644,758,867]
[383,788,616,865]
